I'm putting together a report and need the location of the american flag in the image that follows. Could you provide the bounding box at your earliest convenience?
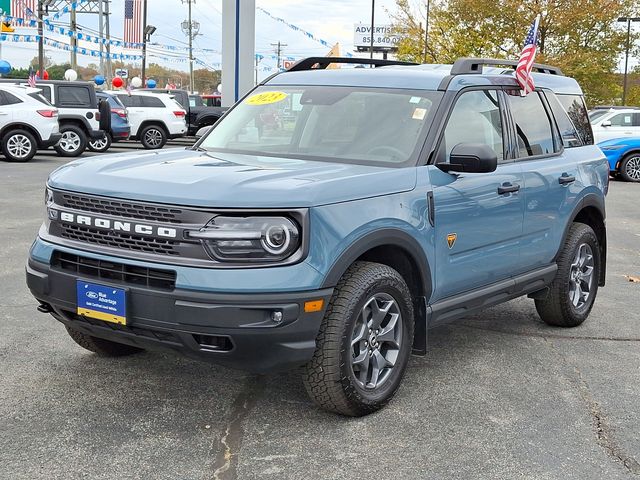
[27,66,36,87]
[11,0,37,26]
[515,15,540,95]
[124,0,142,44]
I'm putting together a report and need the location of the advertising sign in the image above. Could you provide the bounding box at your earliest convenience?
[353,24,400,50]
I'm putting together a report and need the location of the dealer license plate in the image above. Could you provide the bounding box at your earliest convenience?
[76,281,127,325]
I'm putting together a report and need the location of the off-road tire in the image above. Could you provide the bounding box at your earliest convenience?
[535,223,600,327]
[139,124,167,149]
[303,261,414,416]
[88,132,112,153]
[65,326,144,357]
[2,129,37,162]
[619,153,640,182]
[54,124,87,157]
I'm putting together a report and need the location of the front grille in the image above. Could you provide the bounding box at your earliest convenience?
[52,251,177,290]
[60,224,179,256]
[61,193,184,224]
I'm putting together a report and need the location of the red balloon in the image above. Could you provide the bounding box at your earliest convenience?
[112,77,124,88]
[43,70,49,80]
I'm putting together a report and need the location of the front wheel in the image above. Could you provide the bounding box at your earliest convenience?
[88,132,112,153]
[139,125,167,149]
[303,261,414,416]
[54,125,87,157]
[2,129,37,162]
[619,154,640,182]
[535,223,600,327]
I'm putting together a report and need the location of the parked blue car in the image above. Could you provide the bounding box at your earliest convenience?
[27,57,609,416]
[88,91,131,153]
[598,137,640,182]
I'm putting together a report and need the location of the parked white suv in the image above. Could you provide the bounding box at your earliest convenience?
[591,108,640,143]
[104,90,187,149]
[0,84,60,162]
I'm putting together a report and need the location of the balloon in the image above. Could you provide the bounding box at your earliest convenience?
[37,70,49,80]
[64,69,78,81]
[146,79,157,88]
[216,83,222,94]
[130,76,142,88]
[0,60,11,75]
[94,75,105,86]
[112,76,124,88]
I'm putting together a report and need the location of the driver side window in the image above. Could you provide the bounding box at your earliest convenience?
[439,90,504,163]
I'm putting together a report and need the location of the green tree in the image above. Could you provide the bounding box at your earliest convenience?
[392,0,639,105]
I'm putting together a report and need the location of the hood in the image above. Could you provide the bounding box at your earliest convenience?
[48,148,417,208]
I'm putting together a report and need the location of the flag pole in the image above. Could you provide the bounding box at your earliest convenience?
[141,0,148,83]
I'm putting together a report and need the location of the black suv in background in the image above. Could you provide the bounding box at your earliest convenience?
[141,88,226,136]
[0,79,103,157]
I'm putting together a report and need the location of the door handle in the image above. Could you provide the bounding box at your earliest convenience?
[558,174,576,185]
[498,182,520,195]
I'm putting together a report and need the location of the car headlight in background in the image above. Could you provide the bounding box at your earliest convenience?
[45,187,53,206]
[187,216,301,262]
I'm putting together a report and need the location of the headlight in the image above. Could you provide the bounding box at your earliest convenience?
[187,216,301,263]
[45,187,53,206]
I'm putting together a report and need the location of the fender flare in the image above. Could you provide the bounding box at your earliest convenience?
[57,115,92,133]
[320,228,432,299]
[0,122,43,142]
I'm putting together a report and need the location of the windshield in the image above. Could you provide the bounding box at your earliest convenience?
[199,86,441,166]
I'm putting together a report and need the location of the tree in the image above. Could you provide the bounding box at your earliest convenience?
[392,0,640,105]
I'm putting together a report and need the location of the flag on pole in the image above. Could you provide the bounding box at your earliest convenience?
[11,0,37,27]
[124,0,142,44]
[515,15,541,95]
[27,66,36,87]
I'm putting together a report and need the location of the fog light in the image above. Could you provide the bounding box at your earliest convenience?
[271,311,283,323]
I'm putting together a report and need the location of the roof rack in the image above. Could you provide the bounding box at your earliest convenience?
[450,57,563,76]
[287,56,418,72]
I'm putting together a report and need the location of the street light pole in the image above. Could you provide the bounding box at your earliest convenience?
[369,0,375,62]
[141,0,148,83]
[37,0,44,76]
[618,16,640,106]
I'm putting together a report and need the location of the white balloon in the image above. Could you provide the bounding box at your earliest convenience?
[217,83,222,94]
[130,76,143,88]
[64,69,78,81]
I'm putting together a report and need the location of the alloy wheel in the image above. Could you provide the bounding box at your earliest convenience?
[144,128,163,147]
[350,293,403,390]
[59,131,81,152]
[6,134,33,159]
[569,243,594,309]
[625,156,640,181]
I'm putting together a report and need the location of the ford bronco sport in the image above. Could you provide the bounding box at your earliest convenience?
[26,57,608,416]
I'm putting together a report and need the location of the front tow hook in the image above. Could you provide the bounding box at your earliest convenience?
[37,303,53,314]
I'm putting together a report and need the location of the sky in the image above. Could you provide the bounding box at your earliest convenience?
[0,0,399,79]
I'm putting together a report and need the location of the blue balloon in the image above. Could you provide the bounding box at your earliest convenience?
[0,60,12,75]
[146,79,157,88]
[94,75,105,85]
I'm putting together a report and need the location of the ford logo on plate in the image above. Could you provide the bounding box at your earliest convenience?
[86,291,99,299]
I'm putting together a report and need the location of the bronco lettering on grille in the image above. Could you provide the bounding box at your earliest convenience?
[57,211,178,238]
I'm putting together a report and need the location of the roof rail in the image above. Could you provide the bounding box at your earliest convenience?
[450,57,563,76]
[287,56,418,72]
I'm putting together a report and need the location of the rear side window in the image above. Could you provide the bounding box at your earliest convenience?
[1,91,23,105]
[557,94,593,145]
[545,92,582,148]
[38,85,52,102]
[506,91,557,158]
[57,86,91,107]
[140,96,164,107]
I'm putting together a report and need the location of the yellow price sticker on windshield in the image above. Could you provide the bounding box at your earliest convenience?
[245,91,288,106]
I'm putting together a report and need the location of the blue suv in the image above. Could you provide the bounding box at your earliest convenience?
[26,57,609,416]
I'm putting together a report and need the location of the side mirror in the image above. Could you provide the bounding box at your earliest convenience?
[601,120,612,127]
[194,126,213,139]
[438,143,497,174]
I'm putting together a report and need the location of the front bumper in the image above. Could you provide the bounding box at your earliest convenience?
[26,258,333,373]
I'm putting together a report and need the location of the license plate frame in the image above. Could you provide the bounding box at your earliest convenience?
[76,280,127,325]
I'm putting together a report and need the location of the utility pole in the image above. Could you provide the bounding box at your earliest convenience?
[104,0,112,79]
[70,7,77,69]
[97,0,104,75]
[270,41,287,70]
[181,0,199,93]
[618,17,640,105]
[37,0,44,76]
[423,0,430,64]
[141,0,148,83]
[369,0,375,62]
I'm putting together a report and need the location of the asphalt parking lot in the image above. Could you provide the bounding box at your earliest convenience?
[1,145,639,480]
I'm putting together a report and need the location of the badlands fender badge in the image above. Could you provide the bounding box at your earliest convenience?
[447,233,457,249]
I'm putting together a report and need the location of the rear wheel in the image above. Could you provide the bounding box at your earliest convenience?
[535,223,600,327]
[88,132,112,153]
[65,326,144,357]
[619,154,640,182]
[303,262,414,416]
[54,125,87,157]
[2,129,37,162]
[140,125,167,149]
